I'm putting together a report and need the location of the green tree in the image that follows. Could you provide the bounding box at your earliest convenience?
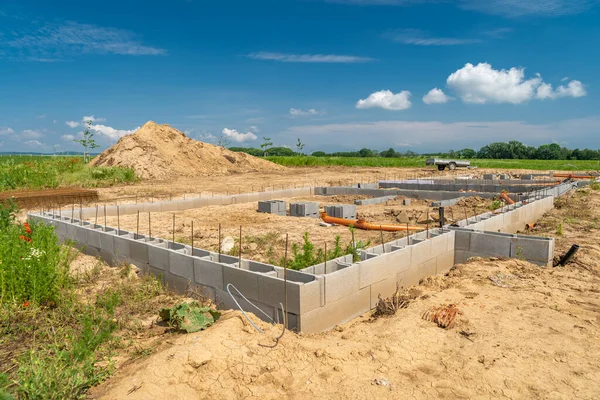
[73,120,99,162]
[311,151,327,157]
[260,137,273,156]
[457,148,476,159]
[296,138,305,154]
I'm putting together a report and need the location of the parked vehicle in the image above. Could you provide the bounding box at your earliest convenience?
[426,158,471,171]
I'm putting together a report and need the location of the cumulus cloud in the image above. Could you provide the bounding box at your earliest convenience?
[89,124,138,140]
[289,108,325,117]
[356,90,412,110]
[423,88,451,104]
[24,140,42,146]
[66,121,79,128]
[247,52,373,63]
[82,115,106,123]
[0,127,14,135]
[221,128,258,143]
[446,62,586,104]
[61,134,76,141]
[248,126,260,133]
[536,80,586,99]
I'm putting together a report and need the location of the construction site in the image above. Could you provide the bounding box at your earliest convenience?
[5,122,599,399]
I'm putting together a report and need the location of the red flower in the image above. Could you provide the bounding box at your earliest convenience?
[19,235,32,243]
[23,301,30,308]
[23,222,32,234]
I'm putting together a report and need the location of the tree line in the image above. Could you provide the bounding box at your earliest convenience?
[229,140,600,160]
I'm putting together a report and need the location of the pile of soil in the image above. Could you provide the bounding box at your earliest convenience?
[90,121,284,180]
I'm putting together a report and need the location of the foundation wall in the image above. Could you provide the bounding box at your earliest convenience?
[29,182,566,333]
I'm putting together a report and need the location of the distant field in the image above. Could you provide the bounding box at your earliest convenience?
[266,156,600,171]
[0,155,138,191]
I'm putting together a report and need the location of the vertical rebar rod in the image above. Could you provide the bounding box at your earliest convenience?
[172,214,175,249]
[426,207,430,239]
[117,206,120,235]
[71,203,74,223]
[406,223,410,245]
[284,233,289,330]
[464,207,469,226]
[104,205,107,231]
[238,225,242,268]
[191,220,194,255]
[79,201,82,225]
[324,242,327,274]
[218,223,222,263]
[148,212,151,241]
[380,225,385,253]
[351,228,356,261]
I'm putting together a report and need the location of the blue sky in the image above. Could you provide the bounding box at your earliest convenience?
[1,0,599,153]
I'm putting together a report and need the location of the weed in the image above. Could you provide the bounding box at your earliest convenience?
[556,223,563,236]
[488,200,503,211]
[590,181,600,191]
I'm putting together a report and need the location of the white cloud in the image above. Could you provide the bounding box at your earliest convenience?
[536,80,586,99]
[35,114,46,119]
[247,52,373,63]
[90,124,139,140]
[82,115,106,123]
[61,134,76,141]
[457,0,594,17]
[0,127,14,135]
[289,108,325,117]
[221,128,258,143]
[423,88,451,104]
[356,90,412,110]
[386,29,481,45]
[21,129,43,140]
[248,126,260,133]
[5,21,165,60]
[446,62,586,104]
[24,140,42,146]
[66,121,80,128]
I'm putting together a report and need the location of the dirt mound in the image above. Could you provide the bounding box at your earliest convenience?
[90,121,284,180]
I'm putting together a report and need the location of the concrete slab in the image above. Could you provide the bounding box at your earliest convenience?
[193,257,224,289]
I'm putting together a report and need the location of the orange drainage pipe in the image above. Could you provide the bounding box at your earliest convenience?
[553,174,597,179]
[499,192,515,205]
[320,212,424,232]
[525,223,535,230]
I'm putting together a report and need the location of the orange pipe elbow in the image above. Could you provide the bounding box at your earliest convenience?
[499,192,515,205]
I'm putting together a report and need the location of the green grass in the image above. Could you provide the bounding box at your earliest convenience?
[0,202,180,399]
[266,156,600,171]
[0,156,138,192]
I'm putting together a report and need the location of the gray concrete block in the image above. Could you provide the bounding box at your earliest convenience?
[436,250,455,274]
[469,231,512,258]
[289,201,319,217]
[324,264,359,304]
[402,198,411,206]
[258,200,286,216]
[369,278,398,309]
[510,236,554,264]
[483,174,497,180]
[148,242,170,271]
[222,265,260,300]
[193,257,224,289]
[168,250,194,281]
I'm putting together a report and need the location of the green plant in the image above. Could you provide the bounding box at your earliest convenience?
[296,138,305,154]
[260,137,273,157]
[159,302,221,333]
[590,181,600,191]
[0,200,18,230]
[73,121,100,162]
[489,200,503,211]
[556,222,563,236]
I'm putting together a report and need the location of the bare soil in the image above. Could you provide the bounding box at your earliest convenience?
[89,188,600,400]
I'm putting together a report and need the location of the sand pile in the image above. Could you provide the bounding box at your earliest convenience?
[90,121,284,180]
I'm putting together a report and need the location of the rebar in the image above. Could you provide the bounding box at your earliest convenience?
[172,214,175,249]
[238,225,242,268]
[136,210,140,237]
[117,206,120,235]
[191,220,194,254]
[218,223,222,263]
[103,204,107,231]
[284,233,289,330]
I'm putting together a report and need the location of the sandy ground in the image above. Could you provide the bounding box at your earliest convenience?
[86,194,493,264]
[89,188,600,400]
[92,166,551,204]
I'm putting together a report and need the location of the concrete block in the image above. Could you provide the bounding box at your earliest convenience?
[469,232,512,258]
[300,286,371,333]
[257,275,301,314]
[148,242,170,271]
[369,278,398,309]
[510,236,554,264]
[289,201,319,217]
[193,257,224,289]
[99,229,116,255]
[402,198,411,206]
[436,250,455,274]
[222,265,260,300]
[410,238,434,267]
[258,200,286,216]
[168,250,194,281]
[453,229,472,251]
[214,287,276,322]
[418,258,437,277]
[324,264,359,304]
[483,174,497,180]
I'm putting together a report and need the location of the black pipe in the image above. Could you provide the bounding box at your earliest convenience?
[554,244,580,267]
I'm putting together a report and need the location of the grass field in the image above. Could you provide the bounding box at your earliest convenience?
[266,156,600,171]
[0,155,138,192]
